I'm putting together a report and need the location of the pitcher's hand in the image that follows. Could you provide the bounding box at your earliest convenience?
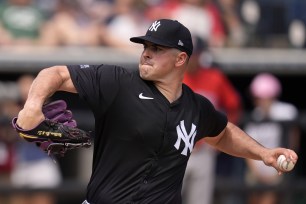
[261,148,298,175]
[16,104,45,130]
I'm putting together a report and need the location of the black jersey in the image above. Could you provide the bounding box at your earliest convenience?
[67,64,227,204]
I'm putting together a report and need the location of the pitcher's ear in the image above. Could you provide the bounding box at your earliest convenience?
[175,52,188,67]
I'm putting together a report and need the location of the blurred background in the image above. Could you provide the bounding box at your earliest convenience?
[0,0,306,204]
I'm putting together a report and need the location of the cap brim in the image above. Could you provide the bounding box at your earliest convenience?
[130,36,174,48]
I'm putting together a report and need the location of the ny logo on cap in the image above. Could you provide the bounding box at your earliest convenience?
[149,21,161,32]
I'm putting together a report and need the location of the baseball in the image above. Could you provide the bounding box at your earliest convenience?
[277,154,295,171]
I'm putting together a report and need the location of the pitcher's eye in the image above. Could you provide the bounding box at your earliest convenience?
[143,43,166,53]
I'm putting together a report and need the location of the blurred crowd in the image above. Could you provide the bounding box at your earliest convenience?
[0,0,306,204]
[0,75,62,204]
[0,0,305,50]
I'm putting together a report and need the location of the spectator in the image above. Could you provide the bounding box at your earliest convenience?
[182,36,242,204]
[240,0,289,47]
[175,0,227,47]
[287,0,306,48]
[9,75,62,204]
[34,0,58,19]
[0,0,46,46]
[0,99,17,204]
[243,73,300,204]
[144,0,178,20]
[40,0,101,47]
[215,0,247,46]
[100,0,150,52]
[0,80,23,204]
[146,0,227,47]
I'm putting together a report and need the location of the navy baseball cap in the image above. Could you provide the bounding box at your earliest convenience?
[130,19,193,56]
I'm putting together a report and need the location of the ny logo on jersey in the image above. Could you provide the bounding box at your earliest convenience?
[149,21,161,32]
[174,120,197,156]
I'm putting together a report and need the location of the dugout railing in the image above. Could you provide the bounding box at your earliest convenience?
[1,47,306,74]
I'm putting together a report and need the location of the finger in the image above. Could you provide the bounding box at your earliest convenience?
[283,149,298,163]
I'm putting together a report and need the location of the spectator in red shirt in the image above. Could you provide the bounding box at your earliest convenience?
[145,0,227,47]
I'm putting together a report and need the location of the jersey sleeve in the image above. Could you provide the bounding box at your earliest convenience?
[197,94,228,137]
[67,64,126,115]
